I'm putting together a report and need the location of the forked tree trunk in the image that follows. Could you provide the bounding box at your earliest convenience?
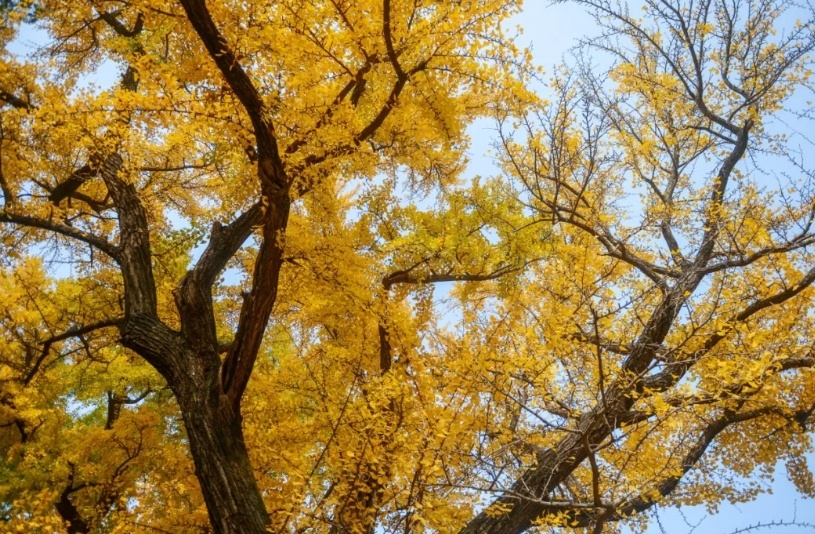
[177,388,270,534]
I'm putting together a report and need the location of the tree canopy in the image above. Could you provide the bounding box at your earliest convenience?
[1,0,815,532]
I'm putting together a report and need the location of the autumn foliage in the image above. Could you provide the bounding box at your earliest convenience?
[1,0,815,532]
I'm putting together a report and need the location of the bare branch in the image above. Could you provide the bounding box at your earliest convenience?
[175,202,263,353]
[383,264,522,290]
[23,318,121,385]
[0,90,34,110]
[178,0,288,190]
[644,263,815,391]
[0,211,121,261]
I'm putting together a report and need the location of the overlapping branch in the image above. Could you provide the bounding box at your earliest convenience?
[175,202,263,354]
[567,405,812,529]
[22,318,121,385]
[0,211,120,261]
[177,0,291,410]
[0,90,33,110]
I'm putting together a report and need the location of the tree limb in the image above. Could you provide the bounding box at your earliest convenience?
[98,153,157,318]
[0,90,34,110]
[0,211,121,261]
[383,264,522,289]
[176,202,263,354]
[23,318,121,385]
[177,0,288,191]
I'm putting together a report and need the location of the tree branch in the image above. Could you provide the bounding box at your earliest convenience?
[700,234,815,275]
[23,318,121,385]
[0,211,121,261]
[179,0,294,412]
[383,265,522,290]
[692,119,753,269]
[49,164,98,205]
[98,154,157,318]
[176,202,263,354]
[55,464,91,534]
[178,0,288,191]
[643,263,815,392]
[219,197,290,408]
[185,202,264,290]
[0,90,34,110]
[565,406,802,528]
[98,11,144,38]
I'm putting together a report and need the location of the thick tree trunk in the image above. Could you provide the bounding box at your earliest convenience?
[55,491,89,534]
[120,318,271,533]
[178,390,270,534]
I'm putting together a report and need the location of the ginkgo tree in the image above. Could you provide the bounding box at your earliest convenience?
[1,0,815,532]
